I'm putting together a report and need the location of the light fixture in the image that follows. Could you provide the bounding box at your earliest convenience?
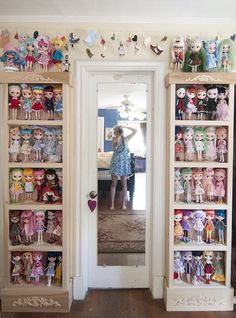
[118,95,146,120]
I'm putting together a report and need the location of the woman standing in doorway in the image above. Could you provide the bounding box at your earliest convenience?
[109,125,137,210]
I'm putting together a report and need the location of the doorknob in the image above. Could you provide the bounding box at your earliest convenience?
[89,191,97,199]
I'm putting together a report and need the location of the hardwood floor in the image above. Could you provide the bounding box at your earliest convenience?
[1,289,236,318]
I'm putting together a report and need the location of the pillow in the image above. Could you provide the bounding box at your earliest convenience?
[97,152,113,169]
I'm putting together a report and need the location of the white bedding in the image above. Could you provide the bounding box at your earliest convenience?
[98,169,111,181]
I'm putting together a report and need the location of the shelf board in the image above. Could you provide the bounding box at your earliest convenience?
[8,162,63,168]
[174,161,229,168]
[173,242,227,251]
[6,283,63,290]
[175,120,229,127]
[7,203,63,210]
[172,281,226,289]
[174,203,228,210]
[8,120,63,126]
[9,243,62,252]
[0,71,70,84]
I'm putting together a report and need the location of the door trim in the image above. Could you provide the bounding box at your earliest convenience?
[73,61,166,299]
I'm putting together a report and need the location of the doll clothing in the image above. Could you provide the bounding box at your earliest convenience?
[25,181,34,193]
[10,223,21,238]
[10,182,23,195]
[174,223,184,237]
[205,220,214,231]
[207,54,217,70]
[174,180,184,195]
[184,140,195,156]
[195,181,205,195]
[217,140,227,154]
[216,100,229,121]
[25,54,36,63]
[193,220,204,232]
[205,140,217,160]
[204,263,214,275]
[182,219,190,231]
[35,222,45,232]
[23,260,32,278]
[46,262,55,276]
[32,100,44,111]
[109,138,131,176]
[21,141,32,155]
[38,52,50,66]
[9,97,20,110]
[22,223,34,237]
[22,99,32,113]
[55,261,62,281]
[43,140,56,156]
[194,260,204,277]
[212,260,225,282]
[54,99,63,113]
[9,140,20,155]
[184,261,192,274]
[186,99,197,114]
[215,220,225,230]
[30,261,43,277]
[33,140,43,152]
[44,98,54,111]
[173,259,185,274]
[53,224,62,237]
[175,141,184,155]
[214,181,225,198]
[206,99,217,113]
[52,50,63,63]
[205,182,215,197]
[12,261,22,276]
[195,141,204,152]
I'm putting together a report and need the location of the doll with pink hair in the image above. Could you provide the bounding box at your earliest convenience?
[186,86,198,120]
[34,211,46,244]
[214,169,226,203]
[203,168,215,201]
[53,211,62,241]
[204,127,217,161]
[30,252,44,285]
[34,35,51,71]
[20,210,35,245]
[216,127,227,163]
[204,210,215,243]
[34,168,46,201]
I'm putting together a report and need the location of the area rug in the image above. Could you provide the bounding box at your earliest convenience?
[98,210,145,253]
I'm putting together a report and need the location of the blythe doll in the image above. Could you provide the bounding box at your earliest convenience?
[53,210,62,240]
[192,251,204,285]
[214,169,226,204]
[212,252,225,282]
[204,127,217,161]
[8,127,21,162]
[194,127,207,161]
[24,37,38,71]
[196,86,207,120]
[34,210,46,243]
[55,129,63,162]
[32,85,44,120]
[186,86,197,120]
[9,168,23,202]
[175,126,184,161]
[45,252,57,287]
[56,169,63,196]
[175,87,186,120]
[174,169,184,202]
[192,168,205,204]
[34,168,46,201]
[205,39,218,72]
[216,127,227,162]
[206,86,218,120]
[192,210,206,243]
[217,38,235,72]
[55,253,62,285]
[183,37,206,72]
[22,168,34,201]
[182,210,191,243]
[42,169,60,202]
[8,85,21,120]
[1,49,20,72]
[173,251,184,283]
[182,251,193,284]
[43,129,57,161]
[182,168,193,203]
[44,85,55,120]
[22,251,33,283]
[34,35,51,71]
[216,87,229,121]
[203,251,215,284]
[53,87,63,119]
[20,127,32,162]
[9,211,22,245]
[204,210,215,243]
[30,252,44,285]
[203,168,215,201]
[215,210,226,244]
[51,36,67,71]
[11,252,23,284]
[183,127,195,161]
[21,84,33,120]
[172,37,185,71]
[174,210,184,241]
[46,210,56,244]
[20,210,34,245]
[32,127,44,161]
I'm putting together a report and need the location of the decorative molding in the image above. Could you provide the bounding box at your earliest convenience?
[12,296,62,308]
[186,75,223,83]
[174,296,226,307]
[21,73,54,83]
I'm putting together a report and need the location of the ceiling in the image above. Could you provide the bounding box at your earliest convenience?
[1,0,236,22]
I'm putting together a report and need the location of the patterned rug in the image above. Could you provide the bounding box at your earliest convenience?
[98,210,145,253]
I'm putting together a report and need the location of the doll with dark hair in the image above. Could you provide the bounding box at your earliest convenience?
[206,86,218,120]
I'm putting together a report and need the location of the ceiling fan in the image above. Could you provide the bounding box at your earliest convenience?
[118,95,146,121]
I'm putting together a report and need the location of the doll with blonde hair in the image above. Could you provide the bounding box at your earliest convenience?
[51,36,67,71]
[10,168,24,202]
[9,127,21,162]
[53,87,63,119]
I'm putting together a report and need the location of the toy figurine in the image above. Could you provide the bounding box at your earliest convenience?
[204,127,217,161]
[175,127,184,161]
[34,168,46,201]
[216,87,229,121]
[51,36,67,71]
[183,37,206,72]
[203,251,215,284]
[174,210,184,240]
[203,168,215,201]
[194,127,207,161]
[44,86,55,120]
[24,37,38,71]
[21,84,33,120]
[204,210,215,243]
[186,86,197,120]
[46,210,57,244]
[0,48,20,72]
[214,169,226,204]
[192,210,206,243]
[55,254,62,284]
[217,38,235,72]
[182,210,191,242]
[53,210,62,240]
[172,37,185,71]
[32,85,44,120]
[183,127,195,161]
[206,86,218,120]
[68,32,80,47]
[30,252,44,285]
[43,129,57,161]
[9,85,21,120]
[34,35,51,71]
[216,127,227,162]
[20,210,34,245]
[63,54,70,72]
[45,252,57,287]
[20,127,32,162]
[215,210,226,244]
[192,251,204,285]
[22,168,34,201]
[32,127,44,161]
[192,168,205,203]
[53,86,63,119]
[34,211,46,243]
[11,253,23,284]
[42,169,60,202]
[174,169,184,202]
[9,211,22,245]
[175,87,186,120]
[205,39,218,72]
[212,252,225,282]
[182,251,193,284]
[56,169,63,196]
[173,251,184,283]
[55,129,63,162]
[22,252,33,283]
[9,168,23,202]
[196,86,207,120]
[9,127,21,162]
[182,168,193,203]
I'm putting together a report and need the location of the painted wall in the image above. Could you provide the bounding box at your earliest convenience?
[98,109,117,151]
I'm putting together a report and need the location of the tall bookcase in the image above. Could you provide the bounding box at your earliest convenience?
[1,72,72,312]
[164,73,235,311]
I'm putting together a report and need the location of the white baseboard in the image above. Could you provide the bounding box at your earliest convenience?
[73,276,88,300]
[151,275,164,299]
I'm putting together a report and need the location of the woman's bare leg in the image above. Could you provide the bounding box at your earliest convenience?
[121,176,128,210]
[110,175,118,210]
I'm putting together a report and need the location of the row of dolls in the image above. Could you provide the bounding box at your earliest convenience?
[174,209,226,244]
[174,251,225,285]
[8,84,63,120]
[10,168,62,203]
[11,251,62,287]
[176,85,229,121]
[9,126,62,163]
[175,126,227,162]
[10,210,62,246]
[175,168,226,204]
[172,36,235,73]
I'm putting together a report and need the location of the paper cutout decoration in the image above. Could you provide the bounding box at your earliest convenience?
[88,199,97,212]
[118,42,125,56]
[69,32,80,47]
[150,44,163,56]
[86,48,94,59]
[100,36,106,58]
[111,33,116,40]
[84,31,97,47]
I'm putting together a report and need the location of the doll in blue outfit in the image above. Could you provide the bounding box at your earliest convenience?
[43,128,56,161]
[51,36,67,71]
[53,87,63,119]
[109,125,137,210]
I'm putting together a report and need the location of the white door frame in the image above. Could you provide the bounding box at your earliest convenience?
[73,61,166,300]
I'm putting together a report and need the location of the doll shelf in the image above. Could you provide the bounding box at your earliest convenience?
[164,73,235,311]
[1,72,72,313]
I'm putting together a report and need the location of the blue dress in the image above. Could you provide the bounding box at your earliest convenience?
[109,138,131,176]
